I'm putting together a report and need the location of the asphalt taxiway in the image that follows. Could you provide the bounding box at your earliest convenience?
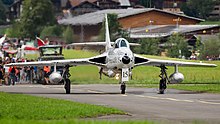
[0,84,220,123]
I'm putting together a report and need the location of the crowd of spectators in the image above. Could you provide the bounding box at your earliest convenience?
[0,36,54,86]
[0,55,37,86]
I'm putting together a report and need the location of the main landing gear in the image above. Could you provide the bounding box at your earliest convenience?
[63,65,71,94]
[158,65,169,94]
[120,82,126,94]
[99,67,103,80]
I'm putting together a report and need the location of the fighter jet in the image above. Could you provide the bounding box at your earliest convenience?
[6,15,217,94]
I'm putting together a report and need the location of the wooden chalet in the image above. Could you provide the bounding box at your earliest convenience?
[69,0,131,10]
[209,4,220,20]
[93,0,120,9]
[59,8,205,42]
[71,1,101,16]
[162,0,186,12]
[70,0,120,8]
[119,9,201,29]
[8,0,23,20]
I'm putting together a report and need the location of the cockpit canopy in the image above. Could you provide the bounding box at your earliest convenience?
[114,38,130,48]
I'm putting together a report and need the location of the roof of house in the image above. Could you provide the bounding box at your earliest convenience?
[70,0,97,7]
[70,0,129,7]
[118,0,131,6]
[58,8,204,26]
[71,1,101,10]
[130,25,220,38]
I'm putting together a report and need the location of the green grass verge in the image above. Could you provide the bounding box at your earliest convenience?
[128,83,220,94]
[0,27,7,35]
[63,49,98,59]
[0,119,157,124]
[168,84,220,93]
[0,92,124,120]
[0,92,157,124]
[199,21,220,25]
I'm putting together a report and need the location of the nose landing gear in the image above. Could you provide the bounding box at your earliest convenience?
[99,67,103,80]
[158,65,169,94]
[120,82,126,94]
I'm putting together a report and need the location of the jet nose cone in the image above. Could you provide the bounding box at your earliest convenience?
[122,56,131,64]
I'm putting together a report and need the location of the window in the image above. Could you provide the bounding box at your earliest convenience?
[115,41,119,48]
[210,14,219,16]
[114,38,129,48]
[120,40,127,47]
[214,7,219,10]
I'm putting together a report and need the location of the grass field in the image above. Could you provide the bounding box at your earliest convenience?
[0,92,124,119]
[0,92,158,124]
[0,120,157,124]
[26,49,220,93]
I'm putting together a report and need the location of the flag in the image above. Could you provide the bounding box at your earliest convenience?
[22,45,38,51]
[36,36,47,47]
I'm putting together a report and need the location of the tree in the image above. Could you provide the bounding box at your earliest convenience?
[98,14,124,41]
[40,25,64,39]
[199,37,220,60]
[19,0,56,39]
[181,0,215,19]
[5,22,21,37]
[63,25,74,44]
[167,34,191,58]
[134,38,160,55]
[139,0,153,8]
[2,0,14,5]
[0,0,6,25]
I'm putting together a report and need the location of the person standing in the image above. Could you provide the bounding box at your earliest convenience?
[9,66,16,85]
[0,62,3,86]
[43,66,50,84]
[3,62,9,85]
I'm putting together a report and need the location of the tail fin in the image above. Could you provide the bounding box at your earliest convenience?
[105,14,111,51]
[36,36,48,47]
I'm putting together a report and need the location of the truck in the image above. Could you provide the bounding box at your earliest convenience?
[34,45,65,84]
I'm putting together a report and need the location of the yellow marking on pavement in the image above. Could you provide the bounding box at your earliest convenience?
[87,90,104,94]
[164,98,182,102]
[121,94,128,96]
[135,95,145,97]
[41,86,48,88]
[198,100,220,105]
[145,96,160,99]
[182,100,194,103]
[134,95,195,103]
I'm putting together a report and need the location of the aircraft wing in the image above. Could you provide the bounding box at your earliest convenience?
[6,58,90,67]
[134,54,217,67]
[6,53,108,67]
[68,42,140,47]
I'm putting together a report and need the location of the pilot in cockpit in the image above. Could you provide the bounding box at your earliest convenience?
[114,38,129,48]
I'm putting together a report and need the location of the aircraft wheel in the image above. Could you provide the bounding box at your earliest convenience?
[159,79,166,94]
[121,84,126,94]
[42,79,47,85]
[65,79,71,94]
[59,79,64,85]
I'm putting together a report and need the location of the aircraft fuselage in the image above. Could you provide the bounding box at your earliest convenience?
[106,47,134,69]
